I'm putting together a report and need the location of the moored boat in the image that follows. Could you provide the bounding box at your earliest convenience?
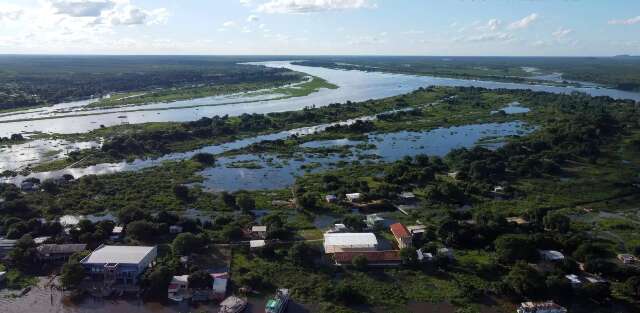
[218,296,247,313]
[265,288,289,313]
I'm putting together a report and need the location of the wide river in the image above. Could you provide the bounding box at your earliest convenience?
[1,61,639,137]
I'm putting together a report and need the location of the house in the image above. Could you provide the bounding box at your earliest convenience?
[211,272,229,300]
[565,274,582,287]
[398,192,416,203]
[250,240,266,250]
[326,223,348,234]
[539,250,565,262]
[169,225,183,234]
[618,253,638,264]
[417,249,434,263]
[506,217,530,225]
[324,233,378,254]
[345,193,362,203]
[365,214,385,229]
[251,226,268,239]
[438,248,455,260]
[0,271,5,283]
[80,245,157,286]
[37,244,87,262]
[0,239,16,258]
[325,195,338,203]
[584,275,608,285]
[448,172,459,179]
[492,186,505,193]
[111,225,124,241]
[517,301,567,313]
[33,236,51,245]
[407,225,427,238]
[333,250,401,266]
[390,223,412,249]
[167,275,189,302]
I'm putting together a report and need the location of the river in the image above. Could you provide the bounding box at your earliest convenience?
[0,61,639,137]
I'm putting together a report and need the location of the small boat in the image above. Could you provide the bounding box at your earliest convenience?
[218,296,247,313]
[265,288,289,313]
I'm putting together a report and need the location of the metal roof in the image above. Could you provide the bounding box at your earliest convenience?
[81,245,155,265]
[324,233,378,247]
[390,223,411,238]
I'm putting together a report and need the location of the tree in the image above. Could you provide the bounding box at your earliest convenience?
[191,153,216,165]
[172,232,204,256]
[174,185,190,201]
[623,276,640,298]
[543,212,571,233]
[289,242,313,267]
[342,215,365,232]
[235,194,256,212]
[352,255,368,271]
[60,261,86,289]
[326,282,365,305]
[8,234,37,271]
[118,207,148,224]
[504,261,545,298]
[573,243,613,262]
[127,220,157,243]
[495,234,537,263]
[141,265,173,298]
[188,270,212,290]
[298,192,319,210]
[400,247,418,266]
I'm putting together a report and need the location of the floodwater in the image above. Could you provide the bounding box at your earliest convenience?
[1,61,639,137]
[0,138,101,172]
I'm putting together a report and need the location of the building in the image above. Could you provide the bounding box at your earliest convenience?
[618,253,638,264]
[111,226,124,241]
[417,249,434,263]
[251,226,268,239]
[333,250,401,266]
[407,225,427,238]
[37,244,87,262]
[0,239,16,258]
[390,223,412,249]
[324,233,378,254]
[250,240,266,250]
[167,275,189,302]
[565,274,582,287]
[398,192,416,203]
[365,214,385,229]
[539,250,565,262]
[326,223,348,234]
[438,248,455,260]
[211,272,229,300]
[345,193,362,203]
[80,245,157,286]
[33,236,51,245]
[517,301,567,313]
[169,225,183,234]
[325,195,338,203]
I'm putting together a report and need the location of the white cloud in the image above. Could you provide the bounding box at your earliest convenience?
[508,13,538,30]
[223,21,237,27]
[247,14,259,22]
[552,27,572,39]
[49,0,115,17]
[103,6,169,26]
[0,5,24,21]
[402,30,425,35]
[257,0,375,14]
[466,32,513,43]
[239,0,253,7]
[608,16,640,25]
[487,18,501,31]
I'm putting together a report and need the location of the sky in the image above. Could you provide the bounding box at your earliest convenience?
[0,0,638,56]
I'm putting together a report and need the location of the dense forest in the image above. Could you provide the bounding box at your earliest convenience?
[0,55,299,110]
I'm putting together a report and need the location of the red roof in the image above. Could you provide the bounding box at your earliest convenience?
[334,250,401,264]
[390,223,411,238]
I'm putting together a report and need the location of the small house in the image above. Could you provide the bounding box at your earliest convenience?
[618,253,638,264]
[438,248,454,260]
[517,301,567,313]
[326,223,348,234]
[0,239,16,258]
[365,214,385,229]
[325,195,338,203]
[169,225,183,234]
[211,272,229,300]
[390,223,412,249]
[407,225,427,239]
[539,250,565,262]
[565,274,582,287]
[417,249,433,263]
[324,233,378,254]
[33,236,51,245]
[345,193,362,203]
[37,244,87,262]
[250,240,266,250]
[251,226,268,239]
[398,192,416,203]
[111,225,124,241]
[80,245,157,286]
[167,275,189,302]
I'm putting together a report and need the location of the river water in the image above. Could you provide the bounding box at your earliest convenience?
[0,61,639,137]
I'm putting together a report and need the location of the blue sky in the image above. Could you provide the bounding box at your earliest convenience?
[0,0,638,55]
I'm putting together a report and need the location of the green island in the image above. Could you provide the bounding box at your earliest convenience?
[3,86,640,312]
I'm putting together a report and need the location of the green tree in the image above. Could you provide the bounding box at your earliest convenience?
[127,220,157,243]
[60,261,86,289]
[400,247,418,266]
[504,261,544,298]
[191,153,216,165]
[289,242,313,267]
[8,234,37,271]
[141,265,173,298]
[172,232,204,256]
[543,212,571,233]
[623,276,640,298]
[235,194,256,212]
[188,270,212,290]
[495,234,537,263]
[352,255,368,271]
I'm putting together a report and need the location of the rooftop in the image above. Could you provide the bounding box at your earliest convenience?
[252,226,267,232]
[324,233,378,247]
[390,223,411,238]
[37,244,86,255]
[81,245,156,265]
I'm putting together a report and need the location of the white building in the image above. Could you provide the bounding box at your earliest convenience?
[80,245,157,285]
[539,250,565,262]
[345,193,362,203]
[517,301,567,313]
[324,233,378,254]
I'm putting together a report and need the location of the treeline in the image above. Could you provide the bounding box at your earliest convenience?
[0,55,299,110]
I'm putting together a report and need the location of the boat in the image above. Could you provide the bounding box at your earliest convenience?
[218,296,247,313]
[265,288,290,313]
